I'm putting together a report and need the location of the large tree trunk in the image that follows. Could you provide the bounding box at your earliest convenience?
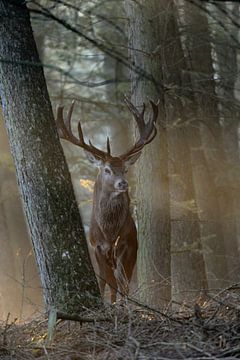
[0,0,100,313]
[124,0,171,308]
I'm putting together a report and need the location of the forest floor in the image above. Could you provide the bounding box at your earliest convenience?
[0,285,240,359]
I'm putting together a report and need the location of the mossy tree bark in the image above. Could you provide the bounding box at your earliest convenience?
[0,0,100,313]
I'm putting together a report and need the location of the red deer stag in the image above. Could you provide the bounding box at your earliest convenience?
[56,98,158,303]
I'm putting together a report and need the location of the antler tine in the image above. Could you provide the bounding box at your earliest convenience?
[56,104,80,146]
[106,137,111,155]
[66,101,75,129]
[124,96,140,116]
[77,120,85,144]
[56,101,110,159]
[88,139,108,157]
[56,105,65,137]
[120,98,159,160]
[140,99,158,144]
[143,123,157,145]
[149,99,159,124]
[141,103,146,116]
[141,99,158,145]
[124,97,145,125]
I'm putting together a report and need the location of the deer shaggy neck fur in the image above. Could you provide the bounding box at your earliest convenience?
[94,181,129,242]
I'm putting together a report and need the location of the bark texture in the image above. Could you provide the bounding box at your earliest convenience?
[125,0,209,306]
[124,0,171,307]
[0,0,100,312]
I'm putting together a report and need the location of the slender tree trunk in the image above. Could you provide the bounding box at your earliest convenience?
[185,105,229,289]
[176,5,230,289]
[214,3,240,256]
[183,0,240,283]
[124,0,171,308]
[162,3,208,303]
[0,0,100,313]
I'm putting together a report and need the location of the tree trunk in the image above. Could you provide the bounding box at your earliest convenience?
[183,0,240,283]
[175,6,230,290]
[214,3,240,258]
[0,0,100,313]
[185,106,229,289]
[124,0,171,308]
[162,3,208,304]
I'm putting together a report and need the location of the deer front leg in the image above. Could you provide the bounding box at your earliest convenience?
[114,262,129,298]
[95,244,117,303]
[95,245,106,298]
[114,241,137,299]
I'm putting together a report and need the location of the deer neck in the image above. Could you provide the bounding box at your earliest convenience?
[93,179,130,241]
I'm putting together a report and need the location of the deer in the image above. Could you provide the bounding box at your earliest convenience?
[56,97,158,303]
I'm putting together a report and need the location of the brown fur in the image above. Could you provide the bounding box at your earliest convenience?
[89,160,138,303]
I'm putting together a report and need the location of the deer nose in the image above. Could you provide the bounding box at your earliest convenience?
[116,179,128,190]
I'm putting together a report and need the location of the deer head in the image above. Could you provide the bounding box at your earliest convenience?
[56,97,158,194]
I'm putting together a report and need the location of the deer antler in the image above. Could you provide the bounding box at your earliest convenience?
[56,99,158,161]
[119,97,159,160]
[56,101,111,160]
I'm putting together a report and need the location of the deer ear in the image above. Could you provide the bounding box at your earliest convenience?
[124,152,142,168]
[84,150,103,167]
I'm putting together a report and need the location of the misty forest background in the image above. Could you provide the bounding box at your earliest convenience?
[0,0,240,321]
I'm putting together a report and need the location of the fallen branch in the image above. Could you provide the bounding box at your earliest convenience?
[56,311,111,324]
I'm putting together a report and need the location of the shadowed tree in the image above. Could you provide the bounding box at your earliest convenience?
[213,2,240,262]
[163,3,208,304]
[174,2,230,290]
[125,0,210,306]
[183,0,239,283]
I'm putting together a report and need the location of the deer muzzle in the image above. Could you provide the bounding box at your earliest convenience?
[115,179,128,192]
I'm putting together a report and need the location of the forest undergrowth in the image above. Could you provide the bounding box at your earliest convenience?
[1,284,240,359]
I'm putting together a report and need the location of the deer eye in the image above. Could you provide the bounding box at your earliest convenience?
[104,168,111,174]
